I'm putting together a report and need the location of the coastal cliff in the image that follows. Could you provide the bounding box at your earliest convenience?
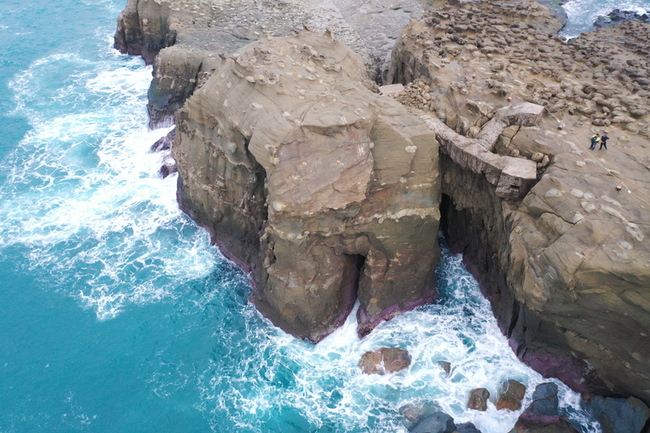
[387,0,650,403]
[172,31,441,342]
[114,0,650,407]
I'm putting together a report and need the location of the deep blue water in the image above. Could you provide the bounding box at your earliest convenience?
[1,0,647,432]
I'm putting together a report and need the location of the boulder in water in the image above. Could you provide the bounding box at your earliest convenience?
[523,383,559,417]
[409,412,456,433]
[468,388,490,411]
[497,379,527,411]
[359,347,411,375]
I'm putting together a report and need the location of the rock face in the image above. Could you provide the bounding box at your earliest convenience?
[386,0,650,404]
[173,30,441,342]
[114,0,427,126]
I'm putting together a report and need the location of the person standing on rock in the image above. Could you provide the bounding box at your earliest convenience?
[600,132,609,150]
[590,133,600,150]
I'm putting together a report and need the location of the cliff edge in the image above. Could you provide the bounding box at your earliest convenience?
[173,31,442,341]
[387,0,650,403]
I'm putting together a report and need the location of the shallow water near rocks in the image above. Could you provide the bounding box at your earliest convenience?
[1,0,644,431]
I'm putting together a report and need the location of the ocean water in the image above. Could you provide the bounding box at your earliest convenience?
[1,1,647,432]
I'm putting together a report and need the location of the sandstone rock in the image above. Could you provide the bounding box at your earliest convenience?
[359,347,412,375]
[173,31,441,342]
[468,388,490,411]
[115,0,427,124]
[497,379,527,411]
[387,1,650,405]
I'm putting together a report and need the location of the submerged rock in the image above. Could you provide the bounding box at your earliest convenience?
[400,400,442,430]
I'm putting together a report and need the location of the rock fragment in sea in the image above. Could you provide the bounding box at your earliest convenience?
[359,347,411,375]
[496,379,527,411]
[409,412,456,433]
[468,388,490,411]
[523,382,559,416]
[437,360,452,376]
[399,400,441,430]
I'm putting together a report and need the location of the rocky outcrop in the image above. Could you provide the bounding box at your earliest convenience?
[386,0,650,405]
[594,9,650,29]
[359,347,412,374]
[114,0,427,126]
[173,30,441,342]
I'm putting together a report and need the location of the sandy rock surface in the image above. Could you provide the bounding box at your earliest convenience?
[173,30,441,342]
[386,0,650,403]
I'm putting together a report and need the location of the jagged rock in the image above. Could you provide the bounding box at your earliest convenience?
[437,360,451,376]
[359,348,412,375]
[173,31,441,342]
[468,388,490,411]
[524,383,559,416]
[585,396,650,433]
[115,0,427,124]
[150,127,175,152]
[594,9,650,29]
[387,0,650,405]
[509,416,580,433]
[409,412,456,433]
[496,379,527,411]
[456,423,482,433]
[400,400,441,430]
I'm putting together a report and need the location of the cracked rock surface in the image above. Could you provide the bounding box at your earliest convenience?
[173,30,441,342]
[387,0,650,403]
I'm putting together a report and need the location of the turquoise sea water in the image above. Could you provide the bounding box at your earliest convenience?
[0,1,647,432]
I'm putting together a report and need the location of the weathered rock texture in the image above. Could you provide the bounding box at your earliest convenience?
[359,347,412,374]
[173,30,441,342]
[386,0,650,404]
[114,0,427,126]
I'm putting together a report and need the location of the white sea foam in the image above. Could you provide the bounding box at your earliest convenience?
[1,49,218,320]
[561,0,650,38]
[193,246,601,433]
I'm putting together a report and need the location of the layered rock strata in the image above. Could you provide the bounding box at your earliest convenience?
[386,0,650,403]
[114,0,427,126]
[173,30,442,342]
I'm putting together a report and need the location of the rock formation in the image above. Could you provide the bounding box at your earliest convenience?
[359,347,412,374]
[172,30,442,342]
[114,0,650,410]
[114,0,427,126]
[385,0,650,404]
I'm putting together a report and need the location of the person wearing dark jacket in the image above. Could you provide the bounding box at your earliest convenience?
[600,132,609,150]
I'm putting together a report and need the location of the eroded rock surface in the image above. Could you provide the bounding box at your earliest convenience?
[173,31,441,342]
[359,347,412,374]
[115,0,427,126]
[386,0,650,404]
